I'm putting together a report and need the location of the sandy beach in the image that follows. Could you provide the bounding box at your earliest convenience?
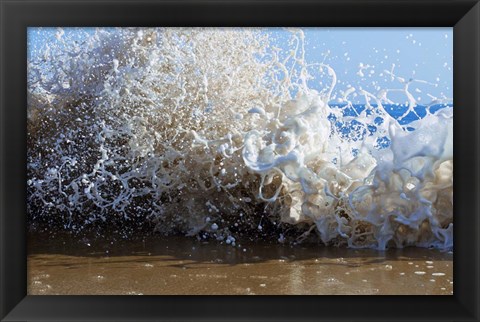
[28,233,453,295]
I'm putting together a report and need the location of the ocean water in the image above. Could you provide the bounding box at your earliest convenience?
[27,28,453,249]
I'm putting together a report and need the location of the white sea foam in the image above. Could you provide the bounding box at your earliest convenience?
[27,28,453,249]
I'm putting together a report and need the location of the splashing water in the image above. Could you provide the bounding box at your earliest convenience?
[27,28,452,249]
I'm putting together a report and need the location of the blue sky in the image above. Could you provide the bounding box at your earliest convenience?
[269,28,452,104]
[28,27,452,104]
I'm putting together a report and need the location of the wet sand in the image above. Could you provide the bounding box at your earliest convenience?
[28,233,453,295]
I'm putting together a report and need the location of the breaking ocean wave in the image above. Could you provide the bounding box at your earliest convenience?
[27,28,453,249]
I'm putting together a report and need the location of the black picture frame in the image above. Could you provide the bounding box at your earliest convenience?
[1,0,479,321]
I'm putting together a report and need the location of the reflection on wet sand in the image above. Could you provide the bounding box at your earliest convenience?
[28,233,453,295]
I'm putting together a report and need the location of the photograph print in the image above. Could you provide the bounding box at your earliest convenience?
[27,27,453,295]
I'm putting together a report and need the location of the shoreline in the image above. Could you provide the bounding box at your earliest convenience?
[28,233,453,295]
